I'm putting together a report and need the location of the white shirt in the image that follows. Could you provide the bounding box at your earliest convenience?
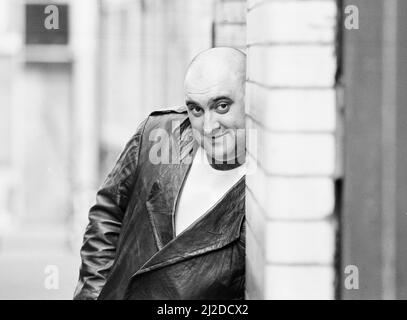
[175,146,245,236]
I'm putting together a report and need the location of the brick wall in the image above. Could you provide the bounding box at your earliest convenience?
[245,0,339,299]
[213,0,246,49]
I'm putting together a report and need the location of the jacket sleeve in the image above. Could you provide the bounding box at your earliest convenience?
[73,118,147,300]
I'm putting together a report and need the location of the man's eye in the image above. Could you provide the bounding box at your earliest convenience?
[216,102,230,114]
[190,106,203,117]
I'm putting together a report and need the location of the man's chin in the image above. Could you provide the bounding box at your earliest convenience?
[206,152,239,165]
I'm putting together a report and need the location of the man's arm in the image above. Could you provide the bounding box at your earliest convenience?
[73,118,147,300]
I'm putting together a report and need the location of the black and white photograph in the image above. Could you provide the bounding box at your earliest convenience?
[0,0,406,306]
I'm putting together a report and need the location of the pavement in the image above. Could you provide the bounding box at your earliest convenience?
[0,222,81,300]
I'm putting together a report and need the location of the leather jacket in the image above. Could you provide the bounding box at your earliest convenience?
[73,107,246,300]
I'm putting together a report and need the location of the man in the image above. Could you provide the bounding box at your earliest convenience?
[74,47,247,300]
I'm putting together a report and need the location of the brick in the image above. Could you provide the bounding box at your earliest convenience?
[247,0,336,44]
[215,0,247,24]
[247,45,337,87]
[245,124,259,176]
[246,186,266,246]
[247,169,335,220]
[249,127,336,176]
[267,177,334,219]
[244,119,263,164]
[246,83,336,132]
[246,223,266,299]
[264,265,335,299]
[215,24,246,47]
[265,220,336,264]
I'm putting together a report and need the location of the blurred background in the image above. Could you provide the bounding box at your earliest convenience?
[1,0,407,300]
[0,0,246,299]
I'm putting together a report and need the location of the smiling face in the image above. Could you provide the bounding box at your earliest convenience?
[184,48,246,165]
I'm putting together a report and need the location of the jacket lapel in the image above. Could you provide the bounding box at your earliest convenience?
[145,118,198,249]
[146,162,193,249]
[135,176,245,277]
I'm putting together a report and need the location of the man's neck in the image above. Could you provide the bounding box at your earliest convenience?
[203,150,246,172]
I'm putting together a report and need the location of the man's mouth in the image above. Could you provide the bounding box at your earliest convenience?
[209,131,228,140]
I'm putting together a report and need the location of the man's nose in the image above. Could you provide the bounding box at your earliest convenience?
[203,112,221,136]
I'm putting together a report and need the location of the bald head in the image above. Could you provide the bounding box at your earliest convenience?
[183,47,246,164]
[184,47,246,94]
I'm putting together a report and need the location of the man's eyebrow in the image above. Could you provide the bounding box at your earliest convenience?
[185,96,233,108]
[185,99,199,107]
[212,96,232,102]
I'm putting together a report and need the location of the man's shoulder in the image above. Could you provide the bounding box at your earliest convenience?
[144,106,189,133]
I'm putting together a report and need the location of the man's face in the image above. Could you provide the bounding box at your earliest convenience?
[184,76,245,163]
